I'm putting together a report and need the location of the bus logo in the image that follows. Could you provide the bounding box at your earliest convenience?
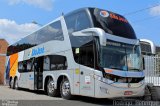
[28,47,45,57]
[28,49,32,57]
[31,47,45,57]
[100,11,109,18]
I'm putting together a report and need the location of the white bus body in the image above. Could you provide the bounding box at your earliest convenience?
[6,8,145,99]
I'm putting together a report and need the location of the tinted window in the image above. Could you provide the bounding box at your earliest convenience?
[43,55,67,71]
[18,59,33,73]
[89,8,136,39]
[65,10,91,33]
[7,21,64,56]
[71,36,95,68]
[36,21,64,44]
[18,62,24,73]
[43,56,50,71]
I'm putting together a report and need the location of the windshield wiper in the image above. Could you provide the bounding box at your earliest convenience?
[128,68,140,71]
[110,67,122,70]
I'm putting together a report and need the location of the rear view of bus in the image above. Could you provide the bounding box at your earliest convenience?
[67,8,145,98]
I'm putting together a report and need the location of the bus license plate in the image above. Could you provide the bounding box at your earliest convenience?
[124,91,133,95]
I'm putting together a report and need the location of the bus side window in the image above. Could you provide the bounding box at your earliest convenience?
[75,11,91,31]
[23,61,27,72]
[79,44,94,68]
[65,10,91,33]
[18,62,23,73]
[27,59,32,72]
[43,56,50,71]
[49,55,68,70]
[36,21,64,44]
[18,59,33,73]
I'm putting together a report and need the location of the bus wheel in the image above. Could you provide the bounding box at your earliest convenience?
[9,78,12,88]
[11,79,14,89]
[14,78,19,90]
[60,78,73,100]
[47,79,58,97]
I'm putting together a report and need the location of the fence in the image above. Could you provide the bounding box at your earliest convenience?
[144,55,160,86]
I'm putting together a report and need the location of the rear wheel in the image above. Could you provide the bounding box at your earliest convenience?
[14,78,19,90]
[60,78,73,100]
[47,78,59,97]
[9,78,12,88]
[10,79,14,89]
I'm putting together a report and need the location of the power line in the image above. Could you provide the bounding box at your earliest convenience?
[132,15,160,24]
[124,4,160,16]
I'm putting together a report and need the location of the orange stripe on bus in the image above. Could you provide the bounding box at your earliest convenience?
[9,53,18,78]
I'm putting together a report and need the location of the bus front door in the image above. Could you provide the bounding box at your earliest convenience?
[34,57,44,90]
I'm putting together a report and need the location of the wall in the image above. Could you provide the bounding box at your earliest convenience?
[0,39,8,84]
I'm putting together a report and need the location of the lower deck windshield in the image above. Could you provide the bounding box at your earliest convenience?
[100,40,142,72]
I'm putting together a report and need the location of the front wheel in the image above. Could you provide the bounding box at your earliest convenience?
[60,78,73,100]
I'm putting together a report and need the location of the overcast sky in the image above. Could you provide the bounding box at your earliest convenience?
[0,0,160,46]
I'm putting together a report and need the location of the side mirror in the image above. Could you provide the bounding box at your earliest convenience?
[72,28,106,46]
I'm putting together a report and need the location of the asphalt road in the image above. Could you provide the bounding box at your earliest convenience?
[1,86,159,106]
[0,86,113,106]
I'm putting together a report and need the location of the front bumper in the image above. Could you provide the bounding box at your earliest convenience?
[94,79,145,98]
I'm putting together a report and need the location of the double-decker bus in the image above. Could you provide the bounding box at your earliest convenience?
[6,7,145,99]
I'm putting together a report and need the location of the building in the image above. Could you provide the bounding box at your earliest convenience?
[0,39,8,84]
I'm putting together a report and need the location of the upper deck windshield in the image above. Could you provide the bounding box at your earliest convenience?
[100,40,143,72]
[89,8,137,39]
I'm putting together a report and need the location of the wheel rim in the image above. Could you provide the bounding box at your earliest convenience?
[48,81,55,93]
[62,80,70,96]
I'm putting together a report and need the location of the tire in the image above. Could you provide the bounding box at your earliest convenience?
[60,78,73,100]
[14,78,19,90]
[9,78,12,88]
[47,78,59,97]
[10,79,14,89]
[150,87,160,101]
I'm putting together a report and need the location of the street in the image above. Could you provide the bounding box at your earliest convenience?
[0,86,113,106]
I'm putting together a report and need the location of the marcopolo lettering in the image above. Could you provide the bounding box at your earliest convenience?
[31,47,45,56]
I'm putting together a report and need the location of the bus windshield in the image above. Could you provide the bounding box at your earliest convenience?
[100,40,142,72]
[89,8,136,39]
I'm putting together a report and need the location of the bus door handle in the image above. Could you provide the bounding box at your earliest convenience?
[80,71,84,75]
